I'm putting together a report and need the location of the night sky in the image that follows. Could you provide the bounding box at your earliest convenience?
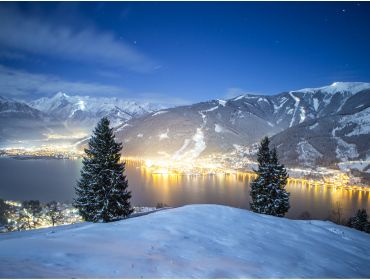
[0,2,369,105]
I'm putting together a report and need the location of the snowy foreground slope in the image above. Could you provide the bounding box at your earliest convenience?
[1,205,370,278]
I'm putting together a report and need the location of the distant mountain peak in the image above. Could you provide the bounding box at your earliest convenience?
[292,81,370,95]
[53,92,70,99]
[27,92,165,130]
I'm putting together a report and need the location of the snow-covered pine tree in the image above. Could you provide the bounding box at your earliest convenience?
[250,137,290,217]
[347,209,369,232]
[269,148,290,216]
[74,117,133,222]
[250,137,271,215]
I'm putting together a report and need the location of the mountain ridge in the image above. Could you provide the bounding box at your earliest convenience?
[112,82,370,179]
[1,82,369,180]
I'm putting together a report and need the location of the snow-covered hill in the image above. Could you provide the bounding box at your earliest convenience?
[0,205,369,278]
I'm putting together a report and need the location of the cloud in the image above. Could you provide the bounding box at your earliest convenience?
[0,5,158,73]
[0,65,190,106]
[0,65,127,98]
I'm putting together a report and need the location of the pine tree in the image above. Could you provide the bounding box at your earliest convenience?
[74,117,133,222]
[347,209,369,232]
[250,137,290,217]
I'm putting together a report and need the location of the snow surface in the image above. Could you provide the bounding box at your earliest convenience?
[172,139,191,160]
[217,99,227,107]
[309,122,319,130]
[233,95,245,101]
[115,123,132,132]
[313,98,319,111]
[190,128,206,158]
[343,107,370,137]
[214,123,226,133]
[273,97,288,111]
[288,92,300,127]
[203,106,219,113]
[299,106,306,123]
[332,126,359,161]
[257,97,268,103]
[0,205,369,278]
[152,110,168,117]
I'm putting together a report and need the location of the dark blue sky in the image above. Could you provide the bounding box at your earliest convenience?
[0,2,369,104]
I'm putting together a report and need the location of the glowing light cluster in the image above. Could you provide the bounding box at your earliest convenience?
[122,156,370,192]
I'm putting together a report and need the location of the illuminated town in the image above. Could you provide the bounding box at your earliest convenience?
[0,145,84,160]
[1,144,369,193]
[1,200,157,233]
[123,156,369,192]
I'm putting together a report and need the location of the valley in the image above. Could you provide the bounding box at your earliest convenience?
[1,81,370,185]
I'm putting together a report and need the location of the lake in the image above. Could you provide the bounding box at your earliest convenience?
[0,157,369,220]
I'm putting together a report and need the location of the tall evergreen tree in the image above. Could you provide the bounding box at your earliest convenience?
[74,117,133,222]
[347,209,369,232]
[250,137,290,217]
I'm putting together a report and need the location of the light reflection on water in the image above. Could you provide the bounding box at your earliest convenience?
[0,158,369,220]
[127,161,370,220]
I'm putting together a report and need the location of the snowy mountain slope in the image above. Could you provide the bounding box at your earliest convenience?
[114,99,284,158]
[270,88,370,174]
[0,96,45,119]
[114,82,370,163]
[30,92,164,129]
[293,81,370,95]
[0,205,369,278]
[0,92,164,147]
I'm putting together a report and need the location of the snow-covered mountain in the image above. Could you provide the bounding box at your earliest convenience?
[0,96,46,119]
[113,82,370,176]
[30,92,164,129]
[0,96,63,146]
[0,93,164,147]
[2,82,370,177]
[1,205,369,278]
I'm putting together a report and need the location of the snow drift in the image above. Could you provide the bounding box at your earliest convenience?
[0,205,369,278]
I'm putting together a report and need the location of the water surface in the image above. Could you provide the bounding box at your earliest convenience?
[0,157,369,220]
